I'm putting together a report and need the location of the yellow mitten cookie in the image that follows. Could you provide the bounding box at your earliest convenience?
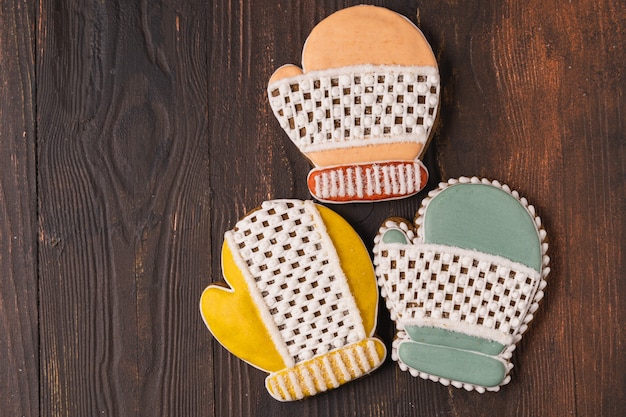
[201,200,386,400]
[268,5,439,203]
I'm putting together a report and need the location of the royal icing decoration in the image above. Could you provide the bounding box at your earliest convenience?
[268,5,439,203]
[201,200,385,401]
[373,177,550,392]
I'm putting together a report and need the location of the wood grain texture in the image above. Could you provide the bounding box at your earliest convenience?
[0,1,39,416]
[420,1,626,416]
[209,0,625,416]
[0,0,624,416]
[36,0,211,416]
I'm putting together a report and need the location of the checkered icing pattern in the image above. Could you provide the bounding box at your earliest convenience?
[268,65,440,154]
[376,243,541,337]
[227,200,365,364]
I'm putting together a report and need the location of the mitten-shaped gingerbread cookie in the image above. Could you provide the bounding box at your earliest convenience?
[373,177,550,392]
[201,200,385,401]
[268,5,439,203]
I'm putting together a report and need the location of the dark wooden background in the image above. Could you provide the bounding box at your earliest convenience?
[1,0,624,416]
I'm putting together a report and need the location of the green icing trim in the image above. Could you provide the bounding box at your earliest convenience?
[405,326,504,356]
[398,341,506,387]
[423,183,542,270]
[382,228,409,244]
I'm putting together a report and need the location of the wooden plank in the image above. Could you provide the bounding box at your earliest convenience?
[208,0,626,416]
[421,0,626,416]
[206,1,445,415]
[0,1,39,416]
[27,0,626,415]
[36,1,212,415]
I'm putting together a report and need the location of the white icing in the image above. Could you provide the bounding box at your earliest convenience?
[334,351,351,382]
[344,348,361,378]
[224,232,294,368]
[355,343,369,372]
[288,370,304,400]
[322,356,340,388]
[228,200,366,366]
[276,373,290,400]
[376,243,542,341]
[366,340,378,366]
[310,362,325,391]
[309,160,426,201]
[300,366,316,395]
[268,65,440,154]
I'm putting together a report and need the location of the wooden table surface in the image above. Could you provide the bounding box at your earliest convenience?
[1,0,625,416]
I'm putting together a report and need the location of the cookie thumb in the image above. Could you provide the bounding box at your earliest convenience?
[200,241,287,373]
[269,64,304,84]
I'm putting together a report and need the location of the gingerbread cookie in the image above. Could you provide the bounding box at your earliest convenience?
[373,177,550,392]
[268,5,439,203]
[200,200,386,401]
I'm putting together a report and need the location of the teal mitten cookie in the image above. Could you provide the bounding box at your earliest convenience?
[373,177,550,392]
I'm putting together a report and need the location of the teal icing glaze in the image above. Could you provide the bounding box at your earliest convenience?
[382,228,409,244]
[398,341,506,387]
[405,326,505,356]
[423,183,542,270]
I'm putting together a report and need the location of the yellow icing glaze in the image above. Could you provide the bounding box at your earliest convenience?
[200,203,379,377]
[200,241,287,373]
[305,142,423,167]
[303,5,437,72]
[316,205,378,335]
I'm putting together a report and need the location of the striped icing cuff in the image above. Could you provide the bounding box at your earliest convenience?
[265,337,386,401]
[307,160,428,203]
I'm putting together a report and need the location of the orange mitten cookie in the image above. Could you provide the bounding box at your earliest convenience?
[200,200,385,401]
[268,5,439,203]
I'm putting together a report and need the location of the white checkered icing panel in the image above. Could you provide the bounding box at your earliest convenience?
[268,65,440,153]
[228,200,365,364]
[376,243,542,337]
